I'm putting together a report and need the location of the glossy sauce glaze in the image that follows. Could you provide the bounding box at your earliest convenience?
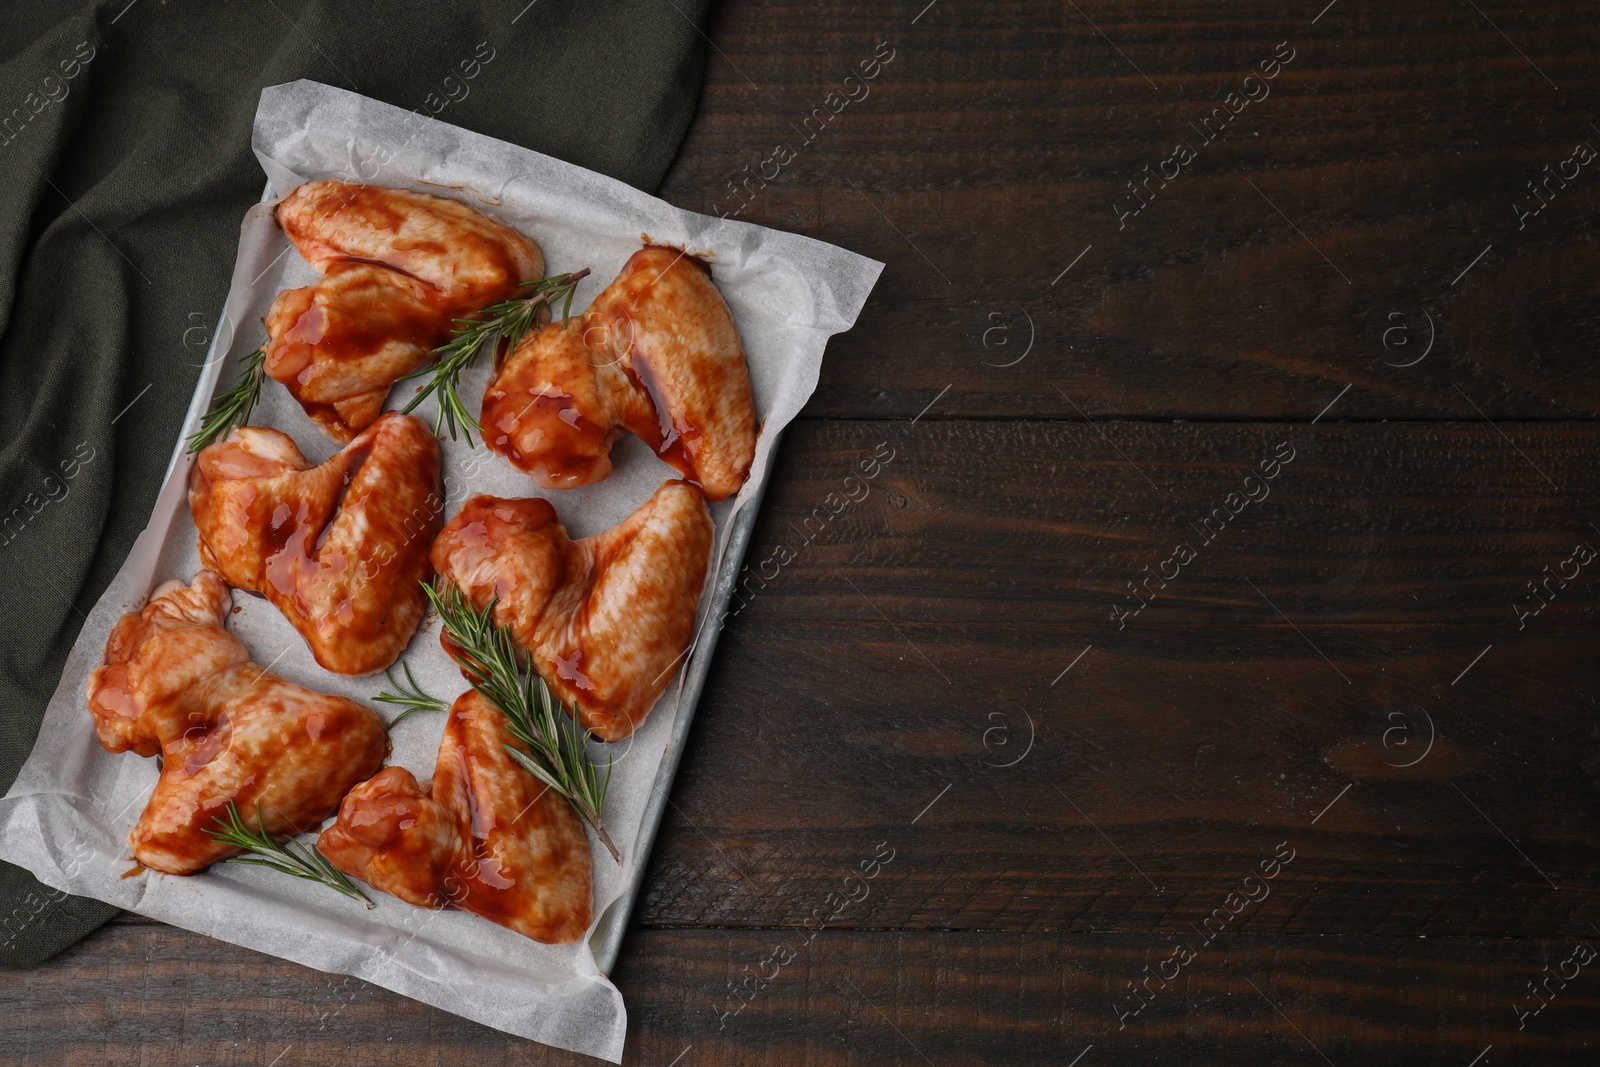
[189,412,442,676]
[482,244,757,501]
[266,181,544,442]
[318,690,592,944]
[275,182,542,301]
[265,261,457,440]
[479,319,626,489]
[430,480,714,741]
[86,571,388,875]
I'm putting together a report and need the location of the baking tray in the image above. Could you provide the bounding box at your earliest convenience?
[0,79,882,1052]
[163,182,778,977]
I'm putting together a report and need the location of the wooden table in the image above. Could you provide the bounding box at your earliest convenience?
[6,1,1599,1063]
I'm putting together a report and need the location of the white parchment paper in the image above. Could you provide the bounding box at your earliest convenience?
[0,80,881,1062]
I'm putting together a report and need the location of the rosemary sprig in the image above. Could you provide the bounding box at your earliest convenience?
[185,346,267,453]
[422,578,619,862]
[400,269,591,445]
[374,662,451,728]
[205,800,373,907]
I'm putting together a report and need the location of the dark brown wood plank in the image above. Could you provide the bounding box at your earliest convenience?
[635,419,1600,936]
[658,0,1600,420]
[4,923,1598,1065]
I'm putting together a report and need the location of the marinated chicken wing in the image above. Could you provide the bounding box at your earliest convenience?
[318,689,592,944]
[482,245,757,501]
[264,261,449,440]
[267,181,544,442]
[87,571,387,875]
[190,411,442,676]
[431,480,714,741]
[276,181,543,299]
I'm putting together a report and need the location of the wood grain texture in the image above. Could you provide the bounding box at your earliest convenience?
[657,0,1600,421]
[641,421,1599,939]
[4,922,1599,1065]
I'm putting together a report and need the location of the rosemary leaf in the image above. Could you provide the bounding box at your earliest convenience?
[205,800,373,907]
[374,662,452,728]
[185,346,267,453]
[399,269,591,446]
[422,578,619,862]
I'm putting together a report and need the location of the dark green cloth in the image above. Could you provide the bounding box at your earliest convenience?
[0,0,709,967]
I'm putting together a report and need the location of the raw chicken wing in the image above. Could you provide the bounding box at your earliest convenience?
[87,571,388,875]
[267,181,544,442]
[318,689,593,944]
[190,411,442,676]
[482,245,757,500]
[264,261,448,440]
[431,480,713,741]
